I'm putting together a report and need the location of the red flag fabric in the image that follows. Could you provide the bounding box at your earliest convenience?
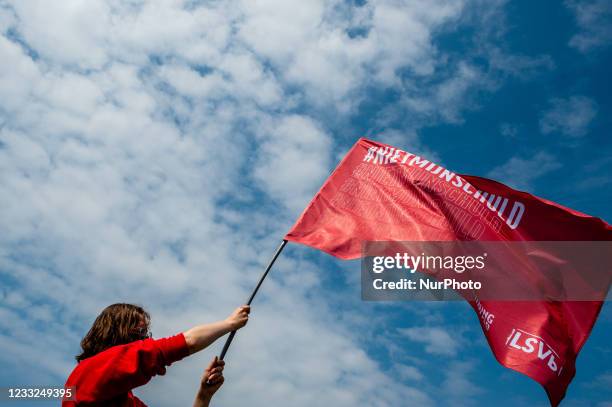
[285,137,611,406]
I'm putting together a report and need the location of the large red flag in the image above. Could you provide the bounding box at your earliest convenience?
[285,137,611,405]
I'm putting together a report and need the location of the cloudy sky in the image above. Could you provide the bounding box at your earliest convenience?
[1,0,611,406]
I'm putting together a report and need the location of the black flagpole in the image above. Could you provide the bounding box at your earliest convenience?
[218,239,288,361]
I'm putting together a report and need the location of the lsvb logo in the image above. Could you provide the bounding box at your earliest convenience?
[506,328,564,375]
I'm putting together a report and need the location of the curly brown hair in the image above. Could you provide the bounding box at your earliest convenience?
[76,303,151,362]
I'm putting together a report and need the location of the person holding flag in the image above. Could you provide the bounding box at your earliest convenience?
[62,303,250,406]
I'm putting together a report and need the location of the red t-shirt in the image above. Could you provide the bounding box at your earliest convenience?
[63,333,190,406]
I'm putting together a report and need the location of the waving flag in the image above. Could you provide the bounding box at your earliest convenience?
[285,137,611,406]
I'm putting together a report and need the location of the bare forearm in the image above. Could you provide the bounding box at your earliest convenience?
[183,320,233,355]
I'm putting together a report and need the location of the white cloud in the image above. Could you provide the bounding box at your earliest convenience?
[399,326,459,356]
[401,62,485,124]
[441,361,483,402]
[253,114,333,215]
[395,364,424,381]
[565,0,612,53]
[539,95,598,137]
[499,122,519,138]
[7,0,111,68]
[487,151,561,191]
[375,128,443,164]
[487,48,555,79]
[238,0,465,111]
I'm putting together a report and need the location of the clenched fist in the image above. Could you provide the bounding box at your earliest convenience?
[193,357,225,407]
[225,305,250,331]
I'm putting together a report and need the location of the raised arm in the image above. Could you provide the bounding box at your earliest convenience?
[183,305,250,355]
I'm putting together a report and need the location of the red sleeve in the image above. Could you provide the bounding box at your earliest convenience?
[65,333,189,403]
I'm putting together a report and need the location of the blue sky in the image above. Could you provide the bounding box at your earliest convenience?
[0,0,611,406]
